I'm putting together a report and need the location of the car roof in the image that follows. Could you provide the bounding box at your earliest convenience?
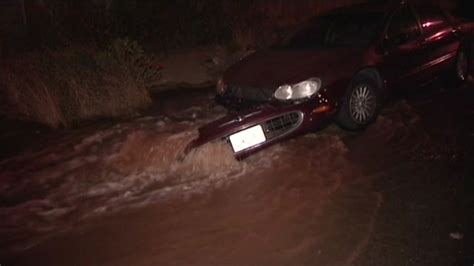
[327,1,397,15]
[326,0,441,16]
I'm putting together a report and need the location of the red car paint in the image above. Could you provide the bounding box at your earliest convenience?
[187,1,469,159]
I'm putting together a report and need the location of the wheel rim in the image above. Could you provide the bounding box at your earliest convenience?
[349,85,376,124]
[457,51,468,81]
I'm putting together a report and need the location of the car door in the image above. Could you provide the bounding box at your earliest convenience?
[380,4,428,87]
[414,4,460,76]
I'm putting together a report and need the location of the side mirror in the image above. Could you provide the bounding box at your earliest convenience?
[383,32,422,54]
[381,35,396,54]
[384,34,405,49]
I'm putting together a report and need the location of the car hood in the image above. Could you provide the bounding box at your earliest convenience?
[224,48,365,88]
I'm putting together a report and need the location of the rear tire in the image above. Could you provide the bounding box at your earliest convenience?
[337,74,380,130]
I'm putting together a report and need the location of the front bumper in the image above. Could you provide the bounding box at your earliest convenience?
[186,97,337,159]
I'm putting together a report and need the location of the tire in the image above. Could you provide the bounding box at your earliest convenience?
[337,74,380,130]
[451,47,470,86]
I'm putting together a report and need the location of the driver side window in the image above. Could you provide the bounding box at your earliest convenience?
[386,6,421,47]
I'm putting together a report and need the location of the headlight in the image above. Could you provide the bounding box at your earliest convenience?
[216,78,227,95]
[274,78,322,101]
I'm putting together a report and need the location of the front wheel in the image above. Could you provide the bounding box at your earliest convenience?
[337,75,379,130]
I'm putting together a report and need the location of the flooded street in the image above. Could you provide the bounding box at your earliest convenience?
[1,83,474,265]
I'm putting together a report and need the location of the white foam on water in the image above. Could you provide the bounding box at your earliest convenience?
[0,112,259,252]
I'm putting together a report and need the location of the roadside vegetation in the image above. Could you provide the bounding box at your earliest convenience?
[0,0,394,128]
[0,39,161,128]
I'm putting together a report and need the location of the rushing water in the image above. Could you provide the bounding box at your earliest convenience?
[0,88,466,259]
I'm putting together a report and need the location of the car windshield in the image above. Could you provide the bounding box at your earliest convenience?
[282,12,384,48]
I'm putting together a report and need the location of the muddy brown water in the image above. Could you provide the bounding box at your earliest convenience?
[1,83,474,265]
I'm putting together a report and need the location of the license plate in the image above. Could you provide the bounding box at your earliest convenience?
[229,125,266,153]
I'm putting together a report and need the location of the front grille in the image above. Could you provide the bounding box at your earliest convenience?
[262,112,303,140]
[226,85,273,102]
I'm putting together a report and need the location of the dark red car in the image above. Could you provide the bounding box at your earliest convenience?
[189,0,471,158]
